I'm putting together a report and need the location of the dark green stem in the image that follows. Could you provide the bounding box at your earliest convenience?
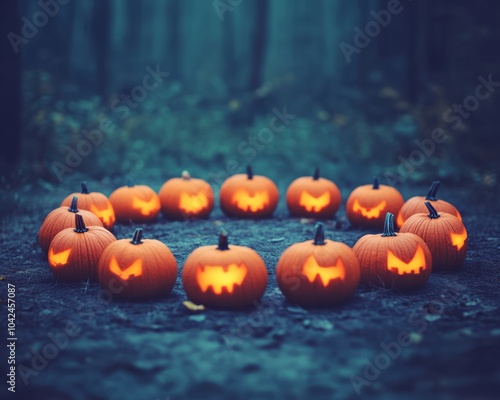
[425,201,440,219]
[81,181,89,194]
[425,181,440,201]
[382,213,397,237]
[313,167,320,181]
[130,228,143,244]
[313,223,326,245]
[68,196,79,213]
[246,165,253,180]
[372,178,380,190]
[218,229,229,250]
[74,214,89,233]
[127,178,134,188]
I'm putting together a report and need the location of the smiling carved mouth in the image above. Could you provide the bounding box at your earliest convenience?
[196,263,248,294]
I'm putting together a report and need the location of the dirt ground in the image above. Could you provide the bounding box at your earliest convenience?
[1,180,500,400]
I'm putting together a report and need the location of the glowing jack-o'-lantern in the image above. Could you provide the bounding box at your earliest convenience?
[48,214,116,281]
[276,223,360,307]
[61,182,115,230]
[219,166,279,218]
[39,196,103,254]
[353,213,432,289]
[182,230,268,308]
[396,181,462,227]
[109,180,161,223]
[98,228,177,299]
[346,178,404,229]
[400,202,467,271]
[158,170,214,220]
[286,167,342,218]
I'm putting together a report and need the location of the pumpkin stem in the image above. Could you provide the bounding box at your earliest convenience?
[74,214,89,233]
[181,170,191,180]
[218,229,230,250]
[425,181,440,201]
[382,213,397,237]
[246,165,253,180]
[68,196,79,213]
[425,201,440,219]
[313,167,320,181]
[81,181,89,194]
[313,223,326,245]
[127,178,134,187]
[130,228,143,244]
[372,178,380,190]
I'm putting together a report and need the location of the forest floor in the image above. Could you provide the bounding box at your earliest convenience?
[1,179,500,400]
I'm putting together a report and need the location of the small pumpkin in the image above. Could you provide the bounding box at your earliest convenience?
[38,196,103,254]
[286,168,342,219]
[276,223,360,307]
[98,228,178,299]
[182,230,268,308]
[61,181,115,230]
[400,202,467,271]
[353,213,432,289]
[220,166,279,218]
[346,178,404,229]
[396,181,462,227]
[109,180,161,223]
[158,170,214,220]
[48,214,116,281]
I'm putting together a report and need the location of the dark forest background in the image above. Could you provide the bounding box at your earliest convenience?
[1,0,499,191]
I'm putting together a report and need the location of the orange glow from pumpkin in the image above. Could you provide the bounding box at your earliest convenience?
[232,190,269,212]
[48,248,72,267]
[450,229,467,250]
[396,212,404,227]
[352,199,387,219]
[302,255,345,286]
[387,245,426,275]
[132,196,160,216]
[179,192,208,214]
[196,263,247,294]
[299,191,330,212]
[109,256,143,280]
[90,203,115,226]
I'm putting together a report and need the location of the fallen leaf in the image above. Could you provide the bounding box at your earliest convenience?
[182,301,205,311]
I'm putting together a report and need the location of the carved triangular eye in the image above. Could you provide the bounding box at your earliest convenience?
[109,256,143,280]
[90,203,115,226]
[48,248,72,267]
[450,229,467,250]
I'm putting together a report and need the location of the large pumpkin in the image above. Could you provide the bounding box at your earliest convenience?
[182,230,268,308]
[109,181,161,223]
[400,201,467,271]
[353,213,432,289]
[158,171,214,220]
[286,168,342,219]
[98,228,178,299]
[219,166,279,218]
[276,223,360,307]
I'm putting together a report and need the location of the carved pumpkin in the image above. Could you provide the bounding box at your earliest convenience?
[276,223,360,307]
[61,181,115,230]
[48,214,116,281]
[109,180,161,223]
[396,181,462,227]
[219,166,279,218]
[182,230,268,308]
[346,178,404,229]
[38,196,103,254]
[353,213,432,289]
[400,202,467,271]
[285,168,342,219]
[98,228,178,299]
[158,171,214,220]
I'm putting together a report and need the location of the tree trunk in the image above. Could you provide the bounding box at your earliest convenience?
[92,0,111,98]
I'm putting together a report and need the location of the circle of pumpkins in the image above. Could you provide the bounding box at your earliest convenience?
[38,173,468,308]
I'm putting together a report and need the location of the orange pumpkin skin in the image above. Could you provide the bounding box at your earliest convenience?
[353,213,432,289]
[98,228,178,299]
[346,179,404,229]
[182,231,268,308]
[48,214,116,282]
[158,171,214,220]
[219,166,279,218]
[38,196,103,254]
[109,182,160,223]
[286,168,342,219]
[276,223,359,307]
[396,181,461,228]
[61,182,115,230]
[400,202,467,271]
